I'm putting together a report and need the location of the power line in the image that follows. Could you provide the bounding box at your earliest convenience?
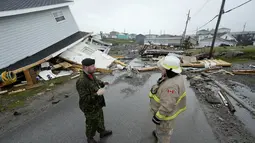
[193,0,212,17]
[196,0,252,30]
[224,0,252,14]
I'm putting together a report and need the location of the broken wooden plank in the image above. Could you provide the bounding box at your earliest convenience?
[12,57,51,74]
[14,82,27,88]
[72,64,112,74]
[71,74,80,79]
[96,68,113,74]
[114,60,127,67]
[220,91,236,113]
[218,91,228,106]
[137,66,158,72]
[59,62,72,69]
[8,89,26,95]
[111,56,125,59]
[0,90,8,95]
[232,70,255,75]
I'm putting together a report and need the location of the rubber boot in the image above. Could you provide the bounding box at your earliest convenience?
[152,130,158,140]
[100,130,113,138]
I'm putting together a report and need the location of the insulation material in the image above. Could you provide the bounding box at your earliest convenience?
[39,70,73,81]
[59,42,116,69]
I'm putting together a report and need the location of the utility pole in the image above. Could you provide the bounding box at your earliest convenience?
[209,0,226,59]
[180,10,191,47]
[243,22,246,32]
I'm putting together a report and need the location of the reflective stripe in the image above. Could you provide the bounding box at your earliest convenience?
[162,63,179,70]
[156,106,187,120]
[154,91,187,120]
[149,92,160,103]
[176,92,186,104]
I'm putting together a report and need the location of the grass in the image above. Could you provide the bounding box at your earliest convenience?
[0,76,70,112]
[186,46,255,63]
[103,38,135,45]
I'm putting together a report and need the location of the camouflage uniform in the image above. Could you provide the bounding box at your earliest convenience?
[76,71,106,138]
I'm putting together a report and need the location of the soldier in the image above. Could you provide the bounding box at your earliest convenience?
[148,55,187,143]
[76,58,112,143]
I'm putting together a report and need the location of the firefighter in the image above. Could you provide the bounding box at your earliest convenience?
[149,55,187,143]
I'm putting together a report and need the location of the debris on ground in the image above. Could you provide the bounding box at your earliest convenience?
[185,69,255,142]
[232,69,255,75]
[13,111,21,116]
[52,100,61,105]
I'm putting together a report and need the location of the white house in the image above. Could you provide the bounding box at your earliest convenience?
[144,36,182,46]
[0,0,85,72]
[199,37,237,47]
[219,33,237,42]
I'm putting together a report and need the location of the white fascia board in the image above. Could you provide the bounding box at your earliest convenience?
[0,2,73,17]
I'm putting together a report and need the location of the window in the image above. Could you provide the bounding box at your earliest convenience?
[52,11,65,22]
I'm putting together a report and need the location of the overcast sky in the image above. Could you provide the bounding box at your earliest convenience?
[69,0,254,35]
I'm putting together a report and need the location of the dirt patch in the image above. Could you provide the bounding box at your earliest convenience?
[185,71,255,143]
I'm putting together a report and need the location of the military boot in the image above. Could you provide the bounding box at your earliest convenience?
[100,130,112,138]
[87,138,97,143]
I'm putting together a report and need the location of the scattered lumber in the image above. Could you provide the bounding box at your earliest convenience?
[202,72,255,115]
[114,60,127,67]
[8,89,26,95]
[232,70,255,75]
[182,59,231,68]
[137,66,158,72]
[220,91,236,113]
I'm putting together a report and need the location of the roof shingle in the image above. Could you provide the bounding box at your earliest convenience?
[0,0,72,12]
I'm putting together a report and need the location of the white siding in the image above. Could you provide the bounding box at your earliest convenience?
[199,39,236,47]
[0,6,79,69]
[220,33,236,41]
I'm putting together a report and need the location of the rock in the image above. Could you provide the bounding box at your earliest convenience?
[205,95,221,104]
[52,100,61,105]
[49,83,54,87]
[37,92,44,96]
[13,111,21,116]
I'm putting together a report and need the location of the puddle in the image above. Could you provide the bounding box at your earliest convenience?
[228,96,255,137]
[233,85,255,107]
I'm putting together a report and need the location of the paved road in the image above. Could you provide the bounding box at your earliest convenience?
[0,72,218,143]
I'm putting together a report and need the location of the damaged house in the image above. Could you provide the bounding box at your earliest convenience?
[197,28,238,47]
[0,0,115,88]
[0,0,84,73]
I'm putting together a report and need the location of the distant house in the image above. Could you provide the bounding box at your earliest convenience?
[196,27,238,47]
[199,37,237,47]
[109,31,119,39]
[117,33,129,39]
[129,34,137,40]
[0,0,84,72]
[135,34,145,45]
[145,34,158,39]
[253,41,255,46]
[158,34,173,38]
[144,36,183,46]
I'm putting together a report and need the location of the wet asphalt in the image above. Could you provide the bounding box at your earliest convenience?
[0,71,218,143]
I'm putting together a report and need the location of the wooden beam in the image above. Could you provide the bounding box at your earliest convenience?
[23,69,36,86]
